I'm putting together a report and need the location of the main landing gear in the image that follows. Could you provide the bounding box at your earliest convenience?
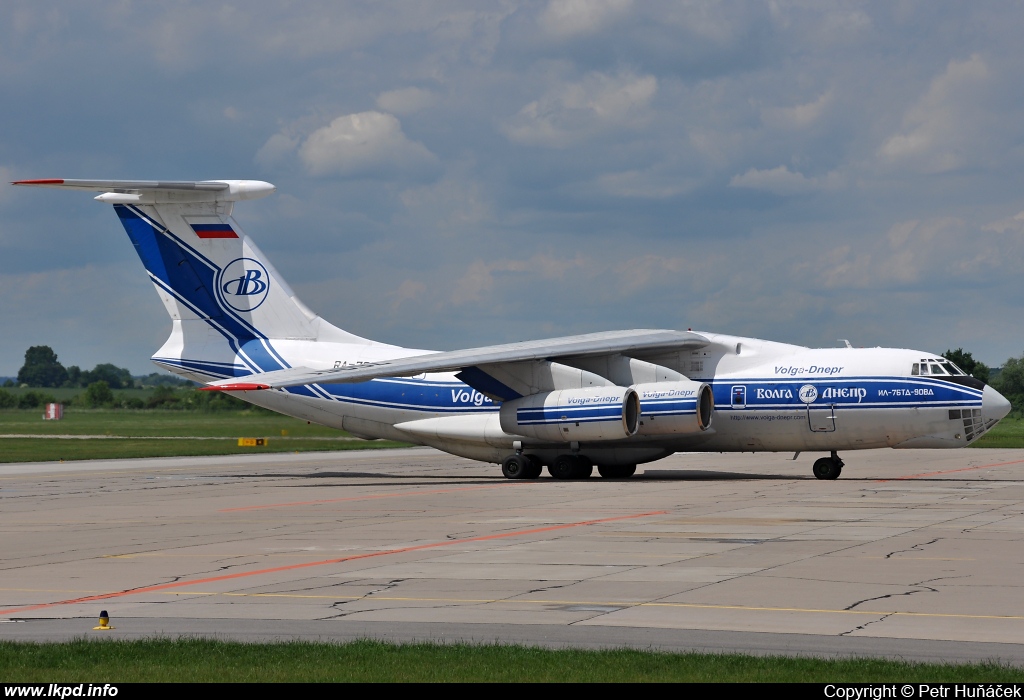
[549,454,593,479]
[812,451,844,480]
[597,464,637,479]
[500,453,637,480]
[501,454,543,480]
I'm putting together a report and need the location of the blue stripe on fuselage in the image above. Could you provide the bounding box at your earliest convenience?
[711,376,982,410]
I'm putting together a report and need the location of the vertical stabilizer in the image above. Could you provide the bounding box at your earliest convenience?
[12,179,374,381]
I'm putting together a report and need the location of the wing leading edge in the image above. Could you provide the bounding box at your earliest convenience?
[203,329,709,390]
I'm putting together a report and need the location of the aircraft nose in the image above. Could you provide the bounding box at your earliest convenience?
[982,384,1012,422]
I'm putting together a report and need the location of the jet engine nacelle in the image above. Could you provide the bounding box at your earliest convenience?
[634,380,714,435]
[499,386,640,443]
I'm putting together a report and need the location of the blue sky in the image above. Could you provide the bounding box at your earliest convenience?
[2,1,1024,375]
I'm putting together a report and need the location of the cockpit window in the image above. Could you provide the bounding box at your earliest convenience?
[914,361,956,375]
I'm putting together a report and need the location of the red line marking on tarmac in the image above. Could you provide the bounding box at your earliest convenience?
[0,510,667,617]
[875,458,1024,482]
[219,483,525,512]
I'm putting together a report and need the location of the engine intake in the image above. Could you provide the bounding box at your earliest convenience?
[499,386,640,443]
[633,380,714,435]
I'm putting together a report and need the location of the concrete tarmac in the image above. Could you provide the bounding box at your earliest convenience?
[2,446,1024,664]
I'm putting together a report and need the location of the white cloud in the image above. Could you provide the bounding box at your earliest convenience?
[538,0,633,38]
[388,279,427,311]
[802,216,1024,292]
[879,55,992,173]
[294,112,437,178]
[761,90,832,129]
[376,87,437,115]
[983,211,1024,234]
[729,165,842,195]
[596,168,697,199]
[254,133,300,169]
[399,175,491,232]
[502,71,657,148]
[451,254,588,306]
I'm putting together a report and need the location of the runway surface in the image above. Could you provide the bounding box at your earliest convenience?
[2,446,1024,664]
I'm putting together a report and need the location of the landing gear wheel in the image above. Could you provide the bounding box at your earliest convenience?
[502,454,529,479]
[523,455,543,479]
[812,456,842,480]
[598,464,637,479]
[573,456,593,479]
[549,455,577,480]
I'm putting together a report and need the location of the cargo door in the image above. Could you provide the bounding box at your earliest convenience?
[807,405,836,433]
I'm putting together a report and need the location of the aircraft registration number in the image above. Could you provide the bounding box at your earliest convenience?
[877,388,934,397]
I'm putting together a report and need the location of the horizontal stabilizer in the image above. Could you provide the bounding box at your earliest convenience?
[203,329,709,390]
[12,179,274,203]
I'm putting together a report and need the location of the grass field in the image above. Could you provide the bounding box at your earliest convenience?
[1,639,1022,682]
[0,409,410,462]
[971,415,1024,448]
[0,409,351,437]
[0,386,173,402]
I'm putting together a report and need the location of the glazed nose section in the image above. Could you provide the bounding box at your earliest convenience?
[983,384,1012,422]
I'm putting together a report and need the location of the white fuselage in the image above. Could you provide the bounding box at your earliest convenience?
[155,329,1003,466]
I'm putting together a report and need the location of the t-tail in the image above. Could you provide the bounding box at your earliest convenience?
[12,179,373,382]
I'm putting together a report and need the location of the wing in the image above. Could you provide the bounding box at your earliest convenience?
[202,329,708,391]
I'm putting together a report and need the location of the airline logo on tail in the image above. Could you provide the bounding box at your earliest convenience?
[218,258,270,311]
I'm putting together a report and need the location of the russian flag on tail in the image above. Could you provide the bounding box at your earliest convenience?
[190,222,238,239]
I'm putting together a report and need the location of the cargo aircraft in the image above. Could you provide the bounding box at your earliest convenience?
[13,178,1013,480]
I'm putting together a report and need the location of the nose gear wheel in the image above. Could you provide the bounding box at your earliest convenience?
[812,452,844,480]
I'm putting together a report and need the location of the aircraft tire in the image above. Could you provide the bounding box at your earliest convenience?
[549,455,577,480]
[598,464,636,479]
[812,457,841,480]
[523,456,544,479]
[573,456,593,479]
[502,455,529,479]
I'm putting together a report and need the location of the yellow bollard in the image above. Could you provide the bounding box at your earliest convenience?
[93,610,114,630]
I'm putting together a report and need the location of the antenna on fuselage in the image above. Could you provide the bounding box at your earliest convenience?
[837,339,853,348]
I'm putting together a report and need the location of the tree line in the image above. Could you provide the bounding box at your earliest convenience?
[10,346,189,389]
[1,346,257,412]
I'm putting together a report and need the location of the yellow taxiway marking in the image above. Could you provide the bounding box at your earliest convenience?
[153,591,1024,621]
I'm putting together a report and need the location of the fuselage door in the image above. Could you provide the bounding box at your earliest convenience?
[807,405,836,432]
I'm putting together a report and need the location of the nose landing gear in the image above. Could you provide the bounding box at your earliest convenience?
[812,451,844,480]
